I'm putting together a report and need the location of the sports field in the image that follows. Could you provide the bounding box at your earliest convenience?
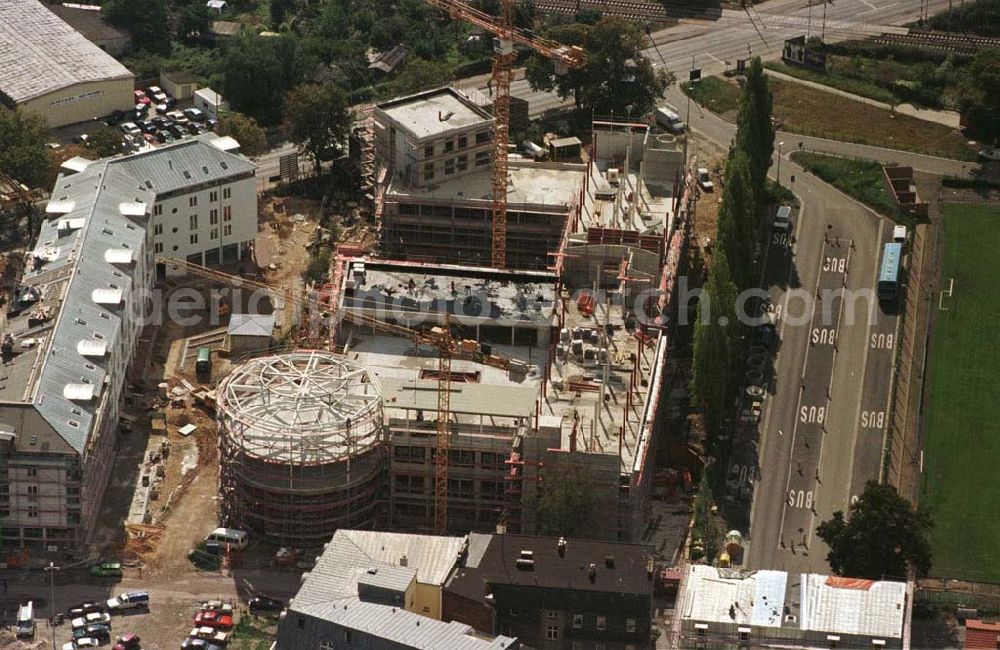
[923,202,1000,583]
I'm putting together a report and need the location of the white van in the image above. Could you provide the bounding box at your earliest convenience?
[654,107,686,134]
[16,601,35,638]
[205,527,249,550]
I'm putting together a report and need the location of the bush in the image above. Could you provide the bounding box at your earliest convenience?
[790,152,898,217]
[302,249,332,285]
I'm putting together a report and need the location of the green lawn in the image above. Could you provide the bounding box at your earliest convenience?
[922,202,1000,584]
[681,77,743,117]
[764,60,896,105]
[789,152,899,220]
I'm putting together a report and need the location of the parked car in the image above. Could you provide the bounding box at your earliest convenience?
[190,626,229,644]
[184,107,206,122]
[74,624,111,641]
[185,121,203,135]
[69,603,105,617]
[107,591,149,612]
[200,601,234,613]
[697,167,714,192]
[154,103,170,115]
[772,204,792,232]
[85,611,112,626]
[166,110,188,124]
[247,597,284,614]
[979,147,1000,161]
[134,90,151,105]
[137,120,156,134]
[195,609,233,629]
[180,639,222,650]
[91,561,124,577]
[167,124,187,139]
[74,639,101,650]
[113,633,141,650]
[155,130,174,144]
[143,133,158,146]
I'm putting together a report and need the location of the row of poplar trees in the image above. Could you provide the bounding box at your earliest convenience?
[691,58,776,442]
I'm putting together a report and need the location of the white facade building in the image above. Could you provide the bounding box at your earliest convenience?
[66,133,257,273]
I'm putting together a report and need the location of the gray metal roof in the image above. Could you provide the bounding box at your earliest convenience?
[26,161,152,453]
[0,0,134,103]
[113,134,255,195]
[286,530,518,648]
[227,313,275,337]
[378,376,537,419]
[10,133,252,454]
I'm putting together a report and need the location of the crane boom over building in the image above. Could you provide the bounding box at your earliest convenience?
[418,0,584,269]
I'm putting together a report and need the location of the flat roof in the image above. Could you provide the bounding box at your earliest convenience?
[387,162,586,211]
[681,566,908,640]
[377,87,492,141]
[0,0,134,103]
[343,259,557,327]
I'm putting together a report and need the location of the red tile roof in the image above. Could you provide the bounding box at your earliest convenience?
[966,619,1000,649]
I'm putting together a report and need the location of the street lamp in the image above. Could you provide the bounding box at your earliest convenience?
[44,561,60,650]
[776,141,785,186]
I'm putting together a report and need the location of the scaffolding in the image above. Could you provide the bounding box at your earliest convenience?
[217,350,386,546]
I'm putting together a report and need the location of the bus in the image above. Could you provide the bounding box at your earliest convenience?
[877,242,902,301]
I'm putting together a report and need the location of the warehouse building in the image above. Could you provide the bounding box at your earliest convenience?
[0,0,134,128]
[47,3,131,57]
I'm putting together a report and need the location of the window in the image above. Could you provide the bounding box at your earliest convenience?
[319,641,333,650]
[153,204,162,216]
[424,144,434,157]
[210,228,219,240]
[189,196,197,207]
[546,625,558,641]
[223,206,232,221]
[444,159,455,175]
[475,130,490,144]
[596,616,607,631]
[447,478,474,499]
[481,452,502,469]
[547,611,557,619]
[572,643,583,650]
[154,243,163,254]
[458,135,468,149]
[626,646,636,650]
[296,617,305,630]
[572,614,583,629]
[210,209,219,224]
[450,450,475,466]
[626,618,636,633]
[28,506,38,518]
[190,234,198,245]
[27,468,38,478]
[210,190,218,202]
[222,187,231,199]
[153,223,163,236]
[595,644,605,650]
[189,214,198,230]
[223,224,232,236]
[444,139,454,152]
[475,150,490,166]
[457,154,468,172]
[480,481,503,500]
[424,162,435,181]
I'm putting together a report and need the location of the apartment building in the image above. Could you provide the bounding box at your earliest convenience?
[64,133,257,273]
[0,161,154,551]
[374,87,494,189]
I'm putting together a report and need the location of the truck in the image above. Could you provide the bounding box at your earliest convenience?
[107,591,150,612]
[195,347,212,382]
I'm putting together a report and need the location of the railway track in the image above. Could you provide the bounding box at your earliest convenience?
[533,0,718,23]
[872,30,1000,55]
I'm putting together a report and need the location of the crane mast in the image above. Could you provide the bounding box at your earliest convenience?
[490,0,515,269]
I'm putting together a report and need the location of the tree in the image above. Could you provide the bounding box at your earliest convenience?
[86,126,124,159]
[716,149,756,291]
[215,113,269,158]
[0,109,51,189]
[958,48,1000,145]
[536,466,597,538]
[735,58,775,200]
[270,0,297,27]
[175,1,211,42]
[376,59,454,100]
[221,34,315,124]
[525,18,673,117]
[692,472,720,562]
[690,250,738,436]
[817,481,933,579]
[283,83,351,176]
[103,0,170,54]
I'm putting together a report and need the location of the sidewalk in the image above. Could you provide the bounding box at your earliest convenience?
[763,68,962,129]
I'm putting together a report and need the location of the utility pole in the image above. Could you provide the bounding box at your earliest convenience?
[44,561,60,650]
[822,0,827,41]
[807,0,813,40]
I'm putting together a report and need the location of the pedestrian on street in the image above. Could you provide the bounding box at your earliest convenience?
[797,461,803,475]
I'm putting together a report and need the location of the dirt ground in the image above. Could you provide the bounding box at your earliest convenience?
[689,138,728,260]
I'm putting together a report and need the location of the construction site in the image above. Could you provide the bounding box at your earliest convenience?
[194,81,696,546]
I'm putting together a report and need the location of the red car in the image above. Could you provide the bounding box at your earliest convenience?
[194,609,233,629]
[113,633,141,650]
[133,90,151,106]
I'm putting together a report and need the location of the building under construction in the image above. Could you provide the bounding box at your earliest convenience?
[214,98,693,545]
[216,351,385,546]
